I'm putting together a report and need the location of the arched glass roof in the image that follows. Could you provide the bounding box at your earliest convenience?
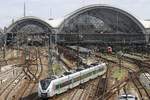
[59,4,146,35]
[6,16,52,34]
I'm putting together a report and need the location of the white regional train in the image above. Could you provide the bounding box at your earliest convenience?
[38,63,107,98]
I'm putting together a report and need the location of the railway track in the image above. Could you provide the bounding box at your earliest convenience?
[0,72,23,94]
[0,47,46,100]
[1,63,36,100]
[94,62,129,100]
[94,63,110,100]
[49,77,99,100]
[0,64,17,74]
[27,48,43,99]
[129,72,150,100]
[0,71,25,100]
[96,79,129,100]
[94,53,137,72]
[95,77,107,99]
[18,48,43,100]
[68,79,98,100]
[15,64,38,99]
[94,53,150,99]
[0,48,44,100]
[93,53,143,99]
[129,52,150,59]
[121,53,150,69]
[4,75,25,100]
[0,64,22,80]
[76,85,91,100]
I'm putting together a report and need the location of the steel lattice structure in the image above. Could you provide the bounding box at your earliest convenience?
[4,4,149,46]
[59,5,146,34]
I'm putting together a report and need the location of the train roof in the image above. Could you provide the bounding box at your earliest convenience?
[58,63,105,78]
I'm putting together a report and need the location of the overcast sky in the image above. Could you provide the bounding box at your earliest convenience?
[0,0,150,28]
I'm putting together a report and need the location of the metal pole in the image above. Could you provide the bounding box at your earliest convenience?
[16,32,20,59]
[3,34,7,60]
[48,34,53,76]
[24,2,26,17]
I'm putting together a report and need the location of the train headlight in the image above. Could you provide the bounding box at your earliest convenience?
[41,93,47,97]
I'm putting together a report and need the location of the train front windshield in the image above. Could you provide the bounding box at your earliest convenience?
[40,79,51,90]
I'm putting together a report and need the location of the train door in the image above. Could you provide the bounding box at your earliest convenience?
[68,76,70,89]
[80,72,84,84]
[70,76,74,88]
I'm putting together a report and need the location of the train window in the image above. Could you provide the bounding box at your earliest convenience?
[90,63,99,66]
[97,67,104,72]
[93,70,97,74]
[74,76,81,82]
[61,69,101,88]
[76,68,84,71]
[80,71,93,80]
[96,70,98,73]
[60,80,72,88]
[98,69,101,71]
[40,79,51,90]
[63,72,72,75]
[92,69,102,75]
[87,72,92,77]
[56,84,60,89]
[81,73,88,79]
[88,72,92,76]
[84,65,90,68]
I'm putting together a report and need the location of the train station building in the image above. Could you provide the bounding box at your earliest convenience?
[5,4,150,49]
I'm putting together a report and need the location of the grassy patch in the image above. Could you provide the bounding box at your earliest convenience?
[52,63,62,75]
[112,67,127,81]
[148,89,150,92]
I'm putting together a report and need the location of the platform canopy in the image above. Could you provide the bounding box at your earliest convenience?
[58,4,146,35]
[6,16,52,34]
